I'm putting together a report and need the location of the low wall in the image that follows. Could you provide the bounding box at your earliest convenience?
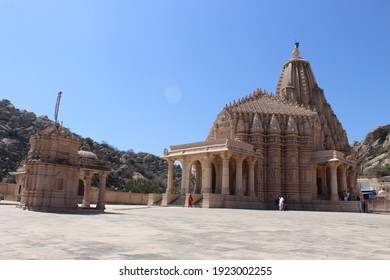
[296,201,360,212]
[161,193,180,206]
[184,193,203,207]
[201,194,363,212]
[0,183,17,199]
[369,198,390,213]
[0,184,151,205]
[89,189,149,205]
[202,193,266,210]
[148,193,163,206]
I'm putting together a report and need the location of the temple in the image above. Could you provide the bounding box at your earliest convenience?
[15,123,111,212]
[162,43,359,211]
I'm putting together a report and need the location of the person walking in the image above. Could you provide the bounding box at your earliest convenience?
[188,193,193,207]
[276,194,281,210]
[279,196,284,211]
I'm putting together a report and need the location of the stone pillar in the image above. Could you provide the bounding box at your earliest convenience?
[180,158,190,195]
[248,158,257,197]
[166,159,174,194]
[96,172,107,210]
[328,161,340,201]
[321,165,328,197]
[339,165,348,192]
[194,161,202,194]
[235,156,244,196]
[350,171,359,195]
[82,172,92,208]
[221,154,231,195]
[201,156,213,193]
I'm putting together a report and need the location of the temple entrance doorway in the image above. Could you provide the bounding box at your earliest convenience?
[211,163,217,194]
[317,178,323,195]
[78,179,85,196]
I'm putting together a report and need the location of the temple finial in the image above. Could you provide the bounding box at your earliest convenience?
[292,42,300,58]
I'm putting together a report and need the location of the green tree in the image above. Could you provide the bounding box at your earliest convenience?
[124,179,160,194]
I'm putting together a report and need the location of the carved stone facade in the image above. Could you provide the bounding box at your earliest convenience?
[15,124,111,212]
[163,44,358,210]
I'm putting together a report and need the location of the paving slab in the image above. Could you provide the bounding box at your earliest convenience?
[0,201,389,260]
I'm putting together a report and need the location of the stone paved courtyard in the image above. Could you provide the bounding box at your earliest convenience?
[0,200,389,260]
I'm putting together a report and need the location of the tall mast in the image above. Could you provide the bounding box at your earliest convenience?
[54,91,62,124]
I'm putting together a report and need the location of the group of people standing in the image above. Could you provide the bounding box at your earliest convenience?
[339,190,351,201]
[276,195,287,211]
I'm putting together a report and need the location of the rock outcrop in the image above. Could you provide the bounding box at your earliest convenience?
[0,99,52,178]
[352,124,390,177]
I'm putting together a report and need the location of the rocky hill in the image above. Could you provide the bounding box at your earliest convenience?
[0,99,181,192]
[352,124,390,177]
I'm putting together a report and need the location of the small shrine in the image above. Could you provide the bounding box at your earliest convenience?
[15,121,110,212]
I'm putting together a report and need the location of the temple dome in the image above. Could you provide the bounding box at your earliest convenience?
[27,123,81,164]
[78,146,98,160]
[35,123,79,141]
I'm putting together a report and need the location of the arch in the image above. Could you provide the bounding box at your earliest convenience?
[189,160,202,194]
[181,158,221,195]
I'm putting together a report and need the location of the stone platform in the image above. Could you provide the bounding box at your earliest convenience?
[0,200,389,260]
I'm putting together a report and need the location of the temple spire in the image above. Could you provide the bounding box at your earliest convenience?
[292,42,300,58]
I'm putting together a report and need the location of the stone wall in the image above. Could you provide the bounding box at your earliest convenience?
[368,196,390,213]
[0,183,16,197]
[89,188,149,205]
[0,183,150,205]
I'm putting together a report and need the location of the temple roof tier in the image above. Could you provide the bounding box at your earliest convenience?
[164,138,257,159]
[224,92,317,117]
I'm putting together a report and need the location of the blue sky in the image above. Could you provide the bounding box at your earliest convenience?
[1,0,389,156]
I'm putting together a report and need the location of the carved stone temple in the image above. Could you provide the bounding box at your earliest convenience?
[15,123,111,212]
[162,43,359,211]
